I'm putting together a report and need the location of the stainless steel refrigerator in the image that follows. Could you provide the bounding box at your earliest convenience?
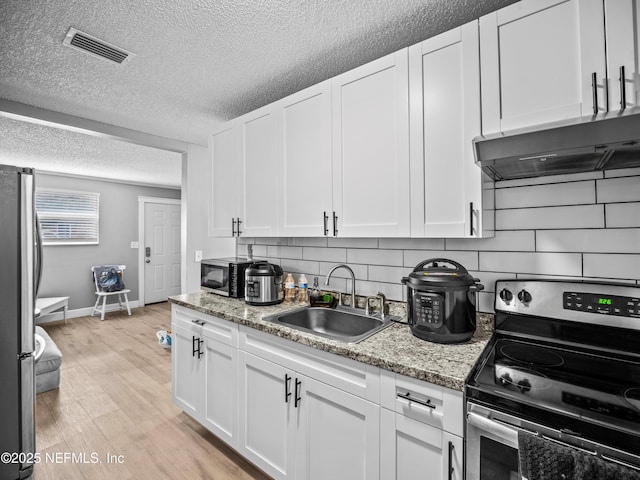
[0,165,42,480]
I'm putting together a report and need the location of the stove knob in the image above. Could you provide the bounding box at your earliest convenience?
[517,379,532,393]
[499,288,513,304]
[518,289,532,304]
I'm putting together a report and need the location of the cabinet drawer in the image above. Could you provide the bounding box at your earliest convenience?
[381,370,464,436]
[172,305,238,347]
[240,325,380,402]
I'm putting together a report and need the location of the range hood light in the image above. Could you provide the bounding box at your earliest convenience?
[519,154,557,162]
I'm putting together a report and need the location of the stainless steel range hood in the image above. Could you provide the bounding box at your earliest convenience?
[474,107,640,181]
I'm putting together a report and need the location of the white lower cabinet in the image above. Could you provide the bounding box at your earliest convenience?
[171,306,239,447]
[380,370,464,480]
[296,374,380,480]
[238,351,380,480]
[381,410,463,480]
[238,327,380,480]
[172,318,203,419]
[172,305,465,480]
[238,351,296,478]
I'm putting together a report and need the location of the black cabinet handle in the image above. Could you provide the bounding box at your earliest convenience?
[285,374,292,403]
[332,212,338,236]
[396,392,436,409]
[323,211,329,236]
[620,65,627,110]
[231,218,237,236]
[448,441,455,480]
[236,217,242,236]
[192,335,204,358]
[294,378,302,408]
[190,319,205,326]
[469,202,475,237]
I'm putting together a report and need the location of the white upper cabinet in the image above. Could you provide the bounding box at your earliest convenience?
[480,0,605,134]
[332,50,411,237]
[238,105,279,237]
[277,81,333,237]
[409,21,489,238]
[604,0,640,112]
[209,123,240,237]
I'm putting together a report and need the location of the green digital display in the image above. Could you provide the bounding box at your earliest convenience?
[598,298,612,305]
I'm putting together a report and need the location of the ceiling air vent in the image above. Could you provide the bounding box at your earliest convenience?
[63,27,135,65]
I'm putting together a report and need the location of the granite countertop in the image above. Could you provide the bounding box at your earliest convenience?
[169,292,494,391]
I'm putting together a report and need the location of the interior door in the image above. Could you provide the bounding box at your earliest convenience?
[144,201,181,304]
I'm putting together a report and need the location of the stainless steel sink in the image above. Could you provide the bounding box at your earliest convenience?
[263,305,396,344]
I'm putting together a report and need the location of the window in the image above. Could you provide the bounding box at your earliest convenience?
[35,189,100,245]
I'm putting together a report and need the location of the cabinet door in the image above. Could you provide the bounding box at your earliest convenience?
[278,81,333,237]
[202,334,238,448]
[296,375,380,480]
[605,0,640,112]
[380,409,463,480]
[409,21,486,238]
[209,123,240,237]
[171,321,203,420]
[480,0,605,134]
[238,351,296,480]
[332,50,410,237]
[238,106,279,236]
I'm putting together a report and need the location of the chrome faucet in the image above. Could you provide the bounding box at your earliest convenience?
[325,264,356,308]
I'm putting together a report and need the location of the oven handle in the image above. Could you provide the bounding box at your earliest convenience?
[541,435,597,456]
[466,412,518,444]
[602,453,640,472]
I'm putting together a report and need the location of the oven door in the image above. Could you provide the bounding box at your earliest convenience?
[467,401,640,480]
[466,403,519,480]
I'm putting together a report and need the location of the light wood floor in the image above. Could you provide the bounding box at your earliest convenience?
[35,303,271,480]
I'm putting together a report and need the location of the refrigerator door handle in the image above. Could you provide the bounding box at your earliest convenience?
[35,215,43,298]
[20,172,35,354]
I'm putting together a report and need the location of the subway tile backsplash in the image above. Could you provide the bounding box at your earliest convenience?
[238,172,640,313]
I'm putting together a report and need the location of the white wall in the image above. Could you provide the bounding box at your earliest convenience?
[237,168,640,313]
[37,173,180,310]
[183,143,235,293]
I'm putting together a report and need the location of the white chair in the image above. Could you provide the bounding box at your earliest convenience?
[91,265,132,320]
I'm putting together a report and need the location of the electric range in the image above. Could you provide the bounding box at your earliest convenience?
[465,279,640,479]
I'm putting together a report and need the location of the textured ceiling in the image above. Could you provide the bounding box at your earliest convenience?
[0,116,182,187]
[0,0,517,186]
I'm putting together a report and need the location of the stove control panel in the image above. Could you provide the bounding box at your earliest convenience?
[495,280,640,330]
[564,292,640,318]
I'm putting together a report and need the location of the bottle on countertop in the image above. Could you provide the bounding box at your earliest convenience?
[297,274,308,304]
[284,273,296,303]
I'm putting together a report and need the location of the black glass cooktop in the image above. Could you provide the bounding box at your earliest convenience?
[467,335,640,433]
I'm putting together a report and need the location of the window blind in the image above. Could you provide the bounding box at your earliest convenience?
[35,189,100,245]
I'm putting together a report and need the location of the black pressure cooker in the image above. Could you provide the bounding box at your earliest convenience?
[402,258,484,344]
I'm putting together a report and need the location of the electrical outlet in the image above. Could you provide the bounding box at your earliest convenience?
[195,250,203,262]
[131,241,139,249]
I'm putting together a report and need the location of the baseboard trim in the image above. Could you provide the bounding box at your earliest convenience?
[36,300,141,324]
